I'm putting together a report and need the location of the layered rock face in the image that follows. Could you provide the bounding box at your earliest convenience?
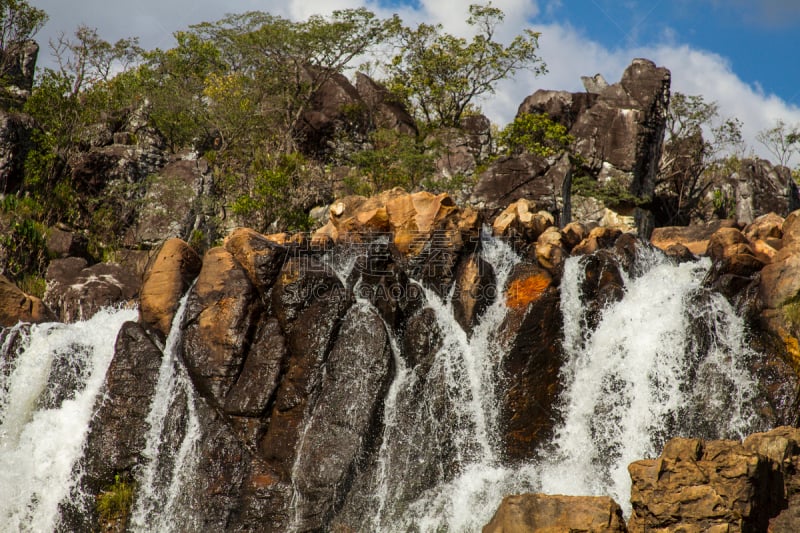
[472,58,671,231]
[72,188,800,531]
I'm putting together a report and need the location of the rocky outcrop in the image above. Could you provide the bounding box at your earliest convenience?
[471,58,670,232]
[628,427,800,532]
[484,494,627,533]
[0,110,34,192]
[43,258,140,322]
[129,157,212,247]
[0,39,38,107]
[732,159,797,225]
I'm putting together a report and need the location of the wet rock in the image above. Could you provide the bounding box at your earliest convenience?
[498,262,561,460]
[139,238,202,338]
[535,226,567,272]
[82,322,163,492]
[291,305,392,531]
[181,247,262,407]
[258,287,351,476]
[483,494,627,533]
[223,318,287,417]
[452,252,496,334]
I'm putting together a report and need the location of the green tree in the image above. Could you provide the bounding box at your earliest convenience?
[386,3,545,128]
[656,92,743,225]
[497,112,573,158]
[756,119,800,167]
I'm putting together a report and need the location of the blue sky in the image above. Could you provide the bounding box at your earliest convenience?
[29,0,800,163]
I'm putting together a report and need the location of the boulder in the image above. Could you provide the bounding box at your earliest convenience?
[498,262,561,460]
[139,238,202,338]
[492,199,554,242]
[43,259,140,322]
[517,89,598,130]
[224,227,287,293]
[354,72,416,136]
[452,252,496,334]
[0,274,54,326]
[650,220,738,256]
[0,39,38,106]
[223,318,287,417]
[45,227,89,259]
[483,494,626,533]
[181,247,262,407]
[628,437,780,532]
[81,321,163,494]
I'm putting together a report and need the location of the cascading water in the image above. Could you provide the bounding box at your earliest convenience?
[128,292,202,533]
[355,239,766,531]
[539,250,762,513]
[0,307,137,532]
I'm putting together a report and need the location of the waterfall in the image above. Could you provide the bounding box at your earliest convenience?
[129,292,202,533]
[539,251,761,513]
[0,307,137,532]
[359,241,764,530]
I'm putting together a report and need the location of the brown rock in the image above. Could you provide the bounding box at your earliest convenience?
[43,260,140,323]
[561,221,589,250]
[181,247,261,407]
[572,226,623,256]
[0,274,54,326]
[224,227,287,292]
[650,220,737,256]
[744,212,784,243]
[483,494,626,533]
[492,199,554,242]
[628,436,778,532]
[139,238,201,338]
[708,227,750,262]
[535,227,566,271]
[223,318,287,417]
[498,263,561,460]
[452,253,496,333]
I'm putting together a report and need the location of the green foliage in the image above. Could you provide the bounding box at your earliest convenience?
[230,152,315,231]
[757,119,800,167]
[571,174,645,208]
[657,92,744,225]
[711,188,736,219]
[347,128,437,194]
[96,473,135,524]
[0,213,48,279]
[497,112,573,158]
[386,3,545,128]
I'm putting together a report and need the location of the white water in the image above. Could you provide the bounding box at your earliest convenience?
[0,307,137,532]
[368,242,763,530]
[129,292,203,533]
[540,251,760,512]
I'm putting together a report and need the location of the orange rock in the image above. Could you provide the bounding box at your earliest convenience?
[0,275,55,326]
[506,273,552,309]
[139,238,201,337]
